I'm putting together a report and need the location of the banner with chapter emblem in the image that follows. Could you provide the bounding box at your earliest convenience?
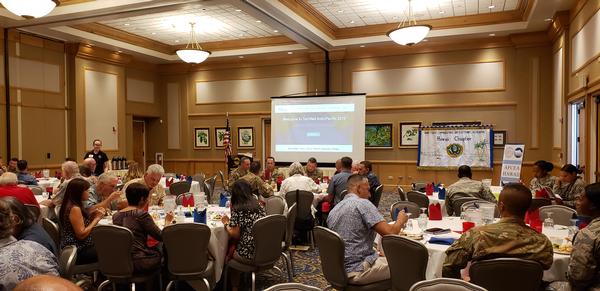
[417,126,493,169]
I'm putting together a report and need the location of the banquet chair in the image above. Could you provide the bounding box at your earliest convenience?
[390,201,421,219]
[409,278,487,291]
[59,245,99,287]
[539,205,577,226]
[382,235,428,291]
[25,204,40,222]
[460,200,500,218]
[469,258,543,291]
[264,283,321,291]
[192,173,205,183]
[370,185,384,208]
[224,214,290,291]
[340,189,348,200]
[30,186,43,196]
[205,175,217,203]
[92,225,161,291]
[218,170,228,191]
[314,226,391,291]
[42,218,60,248]
[162,223,214,290]
[175,193,194,207]
[266,195,286,215]
[530,198,552,211]
[412,182,427,192]
[169,181,191,197]
[407,191,429,209]
[451,197,480,217]
[398,186,407,201]
[285,190,316,249]
[283,203,298,277]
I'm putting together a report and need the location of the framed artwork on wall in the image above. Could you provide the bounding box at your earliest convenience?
[493,130,507,147]
[237,127,254,148]
[365,123,393,148]
[399,122,421,147]
[194,128,210,149]
[155,152,163,167]
[431,121,482,127]
[215,127,227,147]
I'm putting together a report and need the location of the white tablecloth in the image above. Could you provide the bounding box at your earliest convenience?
[376,217,570,281]
[99,205,230,284]
[35,177,60,191]
[159,178,202,195]
[34,195,51,220]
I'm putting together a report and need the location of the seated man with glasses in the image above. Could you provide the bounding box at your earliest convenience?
[85,172,122,211]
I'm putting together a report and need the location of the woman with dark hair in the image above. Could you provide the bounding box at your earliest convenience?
[1,196,57,255]
[59,178,105,264]
[553,164,586,208]
[112,182,173,273]
[221,179,266,291]
[530,160,557,195]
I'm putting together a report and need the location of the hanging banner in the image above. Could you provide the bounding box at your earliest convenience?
[418,126,493,169]
[500,144,525,185]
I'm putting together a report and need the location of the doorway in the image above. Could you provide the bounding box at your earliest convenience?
[262,119,271,162]
[132,120,146,169]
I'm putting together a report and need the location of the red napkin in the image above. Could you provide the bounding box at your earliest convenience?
[181,195,194,207]
[535,189,549,198]
[321,201,331,213]
[429,203,442,220]
[526,209,543,233]
[425,183,434,196]
[166,177,173,187]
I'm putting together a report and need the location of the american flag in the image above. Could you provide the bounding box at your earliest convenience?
[224,117,232,162]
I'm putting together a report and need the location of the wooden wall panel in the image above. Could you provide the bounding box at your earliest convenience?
[195,75,308,104]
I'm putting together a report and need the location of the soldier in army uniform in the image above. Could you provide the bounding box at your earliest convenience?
[262,157,284,182]
[242,161,273,198]
[228,157,250,189]
[442,183,553,279]
[304,157,323,181]
[445,165,497,216]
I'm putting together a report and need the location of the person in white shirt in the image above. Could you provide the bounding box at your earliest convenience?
[278,162,320,197]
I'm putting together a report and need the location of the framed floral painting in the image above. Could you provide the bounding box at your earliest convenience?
[237,127,254,148]
[399,122,421,147]
[194,128,210,149]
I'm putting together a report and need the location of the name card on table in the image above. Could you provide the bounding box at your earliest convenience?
[500,144,525,185]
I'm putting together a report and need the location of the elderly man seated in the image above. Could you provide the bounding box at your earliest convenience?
[0,172,39,207]
[228,157,250,189]
[118,164,165,209]
[241,161,273,198]
[328,174,408,284]
[279,161,320,197]
[442,183,553,279]
[40,161,81,209]
[446,165,497,216]
[85,172,122,211]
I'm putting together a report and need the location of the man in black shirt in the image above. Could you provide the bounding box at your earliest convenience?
[84,139,109,176]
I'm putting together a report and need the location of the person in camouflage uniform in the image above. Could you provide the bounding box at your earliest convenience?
[242,161,273,198]
[529,160,558,195]
[445,165,497,216]
[262,157,284,183]
[554,164,586,209]
[304,157,323,181]
[228,157,250,189]
[443,183,554,279]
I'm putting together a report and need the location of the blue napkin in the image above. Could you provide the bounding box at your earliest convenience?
[186,176,193,183]
[193,209,207,224]
[219,193,230,207]
[438,188,446,200]
[429,237,456,245]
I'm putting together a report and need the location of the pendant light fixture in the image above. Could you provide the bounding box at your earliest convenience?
[0,0,59,19]
[387,0,431,46]
[176,22,211,64]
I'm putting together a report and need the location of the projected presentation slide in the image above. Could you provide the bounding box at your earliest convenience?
[271,95,366,163]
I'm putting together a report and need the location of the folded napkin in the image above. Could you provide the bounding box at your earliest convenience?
[425,183,434,196]
[428,203,442,220]
[429,237,456,245]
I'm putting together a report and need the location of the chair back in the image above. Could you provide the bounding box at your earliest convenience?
[452,197,480,217]
[340,189,348,200]
[539,205,577,226]
[460,200,500,218]
[285,203,297,248]
[284,190,314,222]
[398,186,407,201]
[92,225,135,278]
[58,245,77,279]
[530,198,552,211]
[42,218,60,247]
[407,191,429,209]
[165,173,177,178]
[203,181,212,204]
[162,223,211,276]
[176,193,194,206]
[413,182,427,192]
[469,258,543,291]
[192,173,205,183]
[265,195,286,215]
[314,226,348,289]
[264,283,322,291]
[390,201,421,219]
[206,175,217,196]
[409,278,488,291]
[25,204,41,221]
[382,235,428,291]
[370,184,384,207]
[30,186,43,196]
[170,181,191,197]
[218,170,227,190]
[252,214,286,267]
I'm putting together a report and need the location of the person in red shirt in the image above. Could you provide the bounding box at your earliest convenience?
[0,172,39,207]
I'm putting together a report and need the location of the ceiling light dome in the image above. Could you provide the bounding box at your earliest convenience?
[0,0,59,19]
[387,0,431,46]
[176,22,211,64]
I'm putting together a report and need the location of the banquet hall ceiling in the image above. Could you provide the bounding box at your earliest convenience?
[0,0,574,63]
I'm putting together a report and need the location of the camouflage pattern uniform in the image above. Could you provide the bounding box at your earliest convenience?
[120,177,166,206]
[445,177,497,216]
[553,177,586,208]
[529,175,558,193]
[442,217,554,279]
[567,217,600,290]
[228,167,248,189]
[304,166,323,181]
[241,172,273,198]
[263,168,285,183]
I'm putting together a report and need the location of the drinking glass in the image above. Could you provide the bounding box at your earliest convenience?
[163,196,176,214]
[404,213,413,232]
[543,212,555,229]
[417,208,428,232]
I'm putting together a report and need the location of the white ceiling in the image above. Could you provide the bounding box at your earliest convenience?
[307,0,521,28]
[100,3,282,45]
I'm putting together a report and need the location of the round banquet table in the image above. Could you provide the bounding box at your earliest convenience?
[34,195,51,221]
[375,217,570,282]
[99,205,230,286]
